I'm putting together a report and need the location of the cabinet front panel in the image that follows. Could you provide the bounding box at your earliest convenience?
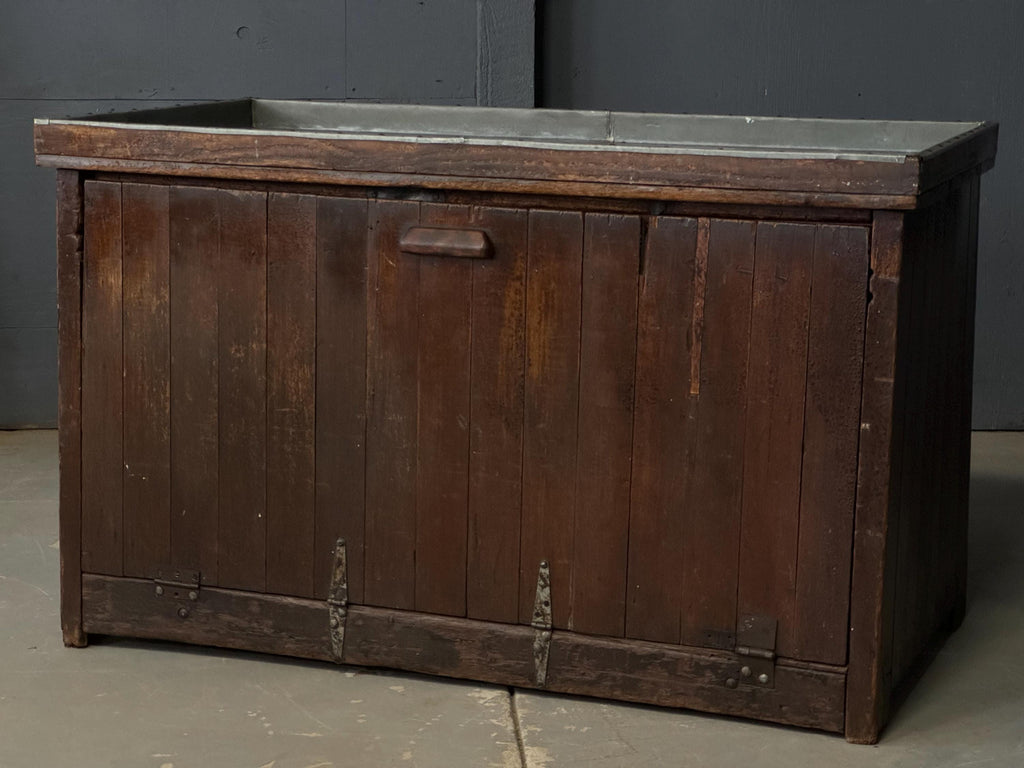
[79,183,868,666]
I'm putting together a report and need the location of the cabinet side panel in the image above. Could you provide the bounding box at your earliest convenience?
[570,213,640,637]
[217,190,268,592]
[793,225,869,664]
[845,211,905,744]
[466,207,528,624]
[737,222,814,657]
[266,193,317,597]
[169,186,221,584]
[81,180,123,576]
[364,199,421,609]
[122,183,171,578]
[625,215,697,644]
[314,196,369,602]
[679,218,754,649]
[520,209,583,629]
[57,170,86,645]
[414,203,473,617]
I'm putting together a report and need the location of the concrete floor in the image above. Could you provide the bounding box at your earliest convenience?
[1,430,1022,768]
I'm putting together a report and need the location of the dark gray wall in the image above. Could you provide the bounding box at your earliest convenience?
[0,0,534,427]
[541,0,1023,429]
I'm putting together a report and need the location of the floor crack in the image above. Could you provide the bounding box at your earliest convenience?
[509,687,527,767]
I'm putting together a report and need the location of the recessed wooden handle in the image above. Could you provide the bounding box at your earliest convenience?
[399,226,493,259]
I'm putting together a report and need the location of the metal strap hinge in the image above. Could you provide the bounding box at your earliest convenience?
[327,539,348,663]
[726,614,777,690]
[531,560,552,687]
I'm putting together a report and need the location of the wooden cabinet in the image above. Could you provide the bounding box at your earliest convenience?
[35,100,997,742]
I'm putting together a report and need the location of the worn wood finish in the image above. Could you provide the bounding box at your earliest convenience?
[364,200,421,609]
[520,209,584,629]
[168,185,221,584]
[570,214,640,637]
[679,218,755,649]
[414,204,473,617]
[121,183,171,578]
[844,211,905,743]
[51,102,994,742]
[56,170,86,646]
[81,180,123,577]
[793,225,869,665]
[314,196,369,601]
[266,193,317,597]
[34,119,994,201]
[737,222,814,657]
[465,206,528,624]
[625,215,697,644]
[216,190,268,593]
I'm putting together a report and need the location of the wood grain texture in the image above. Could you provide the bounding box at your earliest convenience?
[35,121,962,198]
[414,204,473,617]
[679,218,755,649]
[56,170,86,646]
[546,635,846,734]
[465,206,528,624]
[216,189,267,593]
[845,211,905,744]
[121,183,171,578]
[314,196,369,601]
[169,186,221,584]
[520,209,584,629]
[266,193,317,597]
[793,225,869,665]
[81,180,123,577]
[570,213,640,637]
[737,222,814,658]
[364,199,421,609]
[625,215,698,644]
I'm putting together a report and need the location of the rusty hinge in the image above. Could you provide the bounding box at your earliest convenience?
[725,614,777,690]
[327,538,348,663]
[531,560,552,687]
[153,568,200,619]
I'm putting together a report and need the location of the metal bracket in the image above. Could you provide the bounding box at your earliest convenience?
[327,539,348,663]
[531,560,552,687]
[725,614,777,690]
[153,568,200,620]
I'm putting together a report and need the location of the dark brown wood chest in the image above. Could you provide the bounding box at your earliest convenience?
[34,100,997,743]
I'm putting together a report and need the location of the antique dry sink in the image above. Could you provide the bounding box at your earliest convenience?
[34,100,997,743]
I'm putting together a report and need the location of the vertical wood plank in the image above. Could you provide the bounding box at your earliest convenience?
[215,189,267,592]
[520,209,583,629]
[570,213,640,637]
[266,193,317,597]
[169,186,220,583]
[466,207,528,624]
[81,180,123,577]
[122,183,171,578]
[625,215,697,644]
[414,204,473,617]
[315,196,368,602]
[56,170,86,646]
[793,225,869,664]
[845,211,905,744]
[679,218,755,649]
[365,199,421,610]
[737,222,814,656]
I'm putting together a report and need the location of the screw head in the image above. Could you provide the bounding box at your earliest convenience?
[155,585,164,596]
[725,678,738,689]
[758,673,769,684]
[740,665,752,678]
[177,606,189,619]
[188,590,198,601]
